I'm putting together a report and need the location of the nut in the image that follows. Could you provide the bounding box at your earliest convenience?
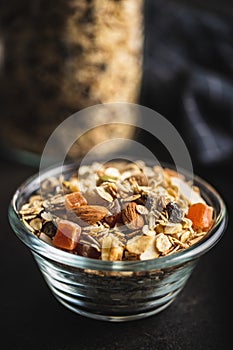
[74,205,109,225]
[122,202,144,230]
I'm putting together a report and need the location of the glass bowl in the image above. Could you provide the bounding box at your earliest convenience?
[8,162,227,322]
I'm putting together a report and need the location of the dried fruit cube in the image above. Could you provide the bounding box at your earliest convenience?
[53,220,81,250]
[65,192,87,210]
[186,203,213,231]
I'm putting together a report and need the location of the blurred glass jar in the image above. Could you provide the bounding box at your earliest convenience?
[0,0,144,165]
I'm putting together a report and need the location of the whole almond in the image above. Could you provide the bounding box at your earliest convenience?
[74,205,109,225]
[122,202,144,230]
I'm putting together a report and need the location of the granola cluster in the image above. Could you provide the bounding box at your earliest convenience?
[18,161,213,261]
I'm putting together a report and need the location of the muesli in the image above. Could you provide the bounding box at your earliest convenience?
[18,161,213,261]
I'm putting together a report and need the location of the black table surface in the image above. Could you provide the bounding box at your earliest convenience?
[0,155,232,350]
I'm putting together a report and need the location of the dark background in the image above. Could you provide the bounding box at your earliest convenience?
[1,0,233,349]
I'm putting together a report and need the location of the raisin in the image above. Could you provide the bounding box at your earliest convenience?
[166,202,183,223]
[76,243,101,259]
[42,221,57,238]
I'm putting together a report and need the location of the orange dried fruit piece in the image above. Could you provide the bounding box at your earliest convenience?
[186,203,213,231]
[53,220,81,250]
[65,191,87,210]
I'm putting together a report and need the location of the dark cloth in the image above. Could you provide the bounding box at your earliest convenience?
[141,0,233,167]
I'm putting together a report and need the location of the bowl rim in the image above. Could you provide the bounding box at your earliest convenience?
[8,160,227,272]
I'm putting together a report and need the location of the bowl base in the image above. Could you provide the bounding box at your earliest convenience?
[56,296,175,322]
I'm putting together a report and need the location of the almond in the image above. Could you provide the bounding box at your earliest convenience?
[74,205,109,225]
[122,202,144,230]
